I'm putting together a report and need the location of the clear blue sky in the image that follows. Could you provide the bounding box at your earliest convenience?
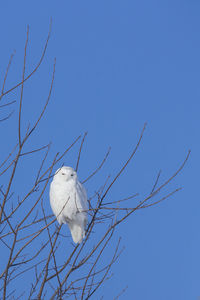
[0,1,199,299]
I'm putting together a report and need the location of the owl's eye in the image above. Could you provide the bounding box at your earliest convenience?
[71,174,74,177]
[61,173,65,175]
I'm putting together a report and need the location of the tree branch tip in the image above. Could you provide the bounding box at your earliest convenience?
[108,146,111,152]
[184,150,191,162]
[50,17,53,27]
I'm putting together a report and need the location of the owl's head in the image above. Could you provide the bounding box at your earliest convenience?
[53,166,78,182]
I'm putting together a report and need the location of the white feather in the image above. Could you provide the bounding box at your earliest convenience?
[50,166,88,244]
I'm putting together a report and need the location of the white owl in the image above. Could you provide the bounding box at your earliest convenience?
[50,166,88,244]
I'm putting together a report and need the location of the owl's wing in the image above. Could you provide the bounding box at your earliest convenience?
[76,181,88,212]
[49,182,63,224]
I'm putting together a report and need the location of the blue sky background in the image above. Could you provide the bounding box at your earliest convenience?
[0,1,199,299]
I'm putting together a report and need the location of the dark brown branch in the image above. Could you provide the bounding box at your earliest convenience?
[20,143,50,157]
[40,199,62,298]
[18,25,29,146]
[0,19,52,100]
[101,123,147,201]
[24,57,56,141]
[0,100,16,108]
[82,147,111,184]
[81,229,116,299]
[0,143,18,170]
[151,170,162,194]
[85,237,121,300]
[38,135,81,184]
[140,188,182,209]
[3,232,18,300]
[0,111,14,122]
[76,131,87,172]
[1,51,15,97]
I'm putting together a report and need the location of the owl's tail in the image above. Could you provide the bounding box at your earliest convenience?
[68,222,85,244]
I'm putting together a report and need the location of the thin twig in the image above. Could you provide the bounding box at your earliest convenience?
[18,25,29,146]
[1,51,16,97]
[82,147,111,184]
[76,131,87,172]
[0,19,52,100]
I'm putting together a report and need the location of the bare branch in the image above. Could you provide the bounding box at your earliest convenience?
[0,19,52,100]
[1,51,15,97]
[0,110,14,122]
[18,25,29,146]
[82,146,111,184]
[25,57,56,141]
[20,143,50,157]
[0,100,16,108]
[76,131,87,172]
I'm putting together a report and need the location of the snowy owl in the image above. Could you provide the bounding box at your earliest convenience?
[50,166,88,244]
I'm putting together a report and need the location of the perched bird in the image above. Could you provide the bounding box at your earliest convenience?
[50,166,88,244]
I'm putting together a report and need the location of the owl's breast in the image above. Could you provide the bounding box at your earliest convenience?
[50,180,78,221]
